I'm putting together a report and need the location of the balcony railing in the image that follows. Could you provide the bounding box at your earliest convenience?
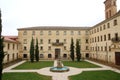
[52,42,64,46]
[111,37,120,43]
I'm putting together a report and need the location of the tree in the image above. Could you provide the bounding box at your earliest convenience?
[70,38,74,61]
[0,9,5,80]
[76,40,81,61]
[30,37,34,62]
[35,38,39,62]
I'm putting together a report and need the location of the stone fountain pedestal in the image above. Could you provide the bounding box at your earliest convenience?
[50,60,69,72]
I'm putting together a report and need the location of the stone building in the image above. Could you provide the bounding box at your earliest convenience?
[3,36,19,63]
[17,0,120,65]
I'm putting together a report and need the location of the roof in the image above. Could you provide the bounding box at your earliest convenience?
[3,36,19,43]
[17,26,91,31]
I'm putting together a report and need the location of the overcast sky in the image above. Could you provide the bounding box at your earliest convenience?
[0,0,120,36]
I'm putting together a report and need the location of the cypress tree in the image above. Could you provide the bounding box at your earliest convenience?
[35,38,39,62]
[76,40,81,61]
[30,37,34,62]
[0,9,4,80]
[70,38,74,61]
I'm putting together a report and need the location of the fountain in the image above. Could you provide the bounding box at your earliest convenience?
[50,56,69,72]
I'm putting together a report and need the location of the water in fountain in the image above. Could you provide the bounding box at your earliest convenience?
[50,59,69,72]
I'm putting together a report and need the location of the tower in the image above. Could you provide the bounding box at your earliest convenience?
[104,0,117,19]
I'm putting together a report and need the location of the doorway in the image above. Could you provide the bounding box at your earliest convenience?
[55,49,60,59]
[86,53,89,58]
[115,52,120,65]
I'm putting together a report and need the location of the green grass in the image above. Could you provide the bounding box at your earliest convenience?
[13,61,53,69]
[69,70,120,80]
[63,61,100,68]
[2,72,52,80]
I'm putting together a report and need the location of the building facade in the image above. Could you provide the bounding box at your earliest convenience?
[3,36,19,64]
[18,27,90,60]
[17,0,120,65]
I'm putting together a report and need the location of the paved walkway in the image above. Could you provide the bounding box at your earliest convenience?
[3,60,120,80]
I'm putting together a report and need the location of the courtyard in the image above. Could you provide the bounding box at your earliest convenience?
[2,60,120,80]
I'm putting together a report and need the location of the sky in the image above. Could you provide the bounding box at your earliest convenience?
[0,0,120,36]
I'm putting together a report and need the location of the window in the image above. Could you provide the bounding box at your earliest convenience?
[101,46,103,51]
[114,19,117,26]
[24,46,27,50]
[107,23,110,28]
[101,36,103,41]
[40,39,43,44]
[8,43,10,50]
[23,31,27,35]
[48,46,51,50]
[64,39,66,43]
[104,35,106,41]
[105,46,107,51]
[48,39,51,44]
[32,31,35,35]
[98,47,99,51]
[92,38,94,43]
[17,44,18,50]
[71,31,74,35]
[78,31,81,35]
[86,39,88,43]
[13,44,15,50]
[103,25,106,30]
[98,36,99,42]
[7,54,9,62]
[23,39,27,44]
[100,26,102,31]
[95,37,96,42]
[63,54,67,58]
[94,29,96,33]
[109,10,111,17]
[12,53,14,60]
[97,28,99,32]
[48,54,52,58]
[64,46,66,50]
[56,39,59,43]
[86,31,88,35]
[40,46,43,50]
[108,34,111,40]
[40,31,43,35]
[40,54,44,58]
[86,46,89,50]
[115,33,118,38]
[16,53,18,59]
[109,46,111,51]
[48,31,51,35]
[64,31,67,35]
[56,31,59,35]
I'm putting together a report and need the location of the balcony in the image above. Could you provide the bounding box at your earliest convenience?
[52,42,64,46]
[111,37,120,43]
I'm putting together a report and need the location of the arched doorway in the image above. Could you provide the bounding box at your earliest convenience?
[55,48,60,59]
[86,53,89,58]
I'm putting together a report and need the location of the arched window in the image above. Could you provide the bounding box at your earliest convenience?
[23,54,27,58]
[48,54,52,58]
[40,54,44,58]
[63,54,67,58]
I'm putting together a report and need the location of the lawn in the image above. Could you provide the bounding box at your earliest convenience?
[63,61,100,68]
[13,61,53,69]
[69,70,120,80]
[2,72,52,80]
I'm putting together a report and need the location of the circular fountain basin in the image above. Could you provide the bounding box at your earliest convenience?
[50,66,69,72]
